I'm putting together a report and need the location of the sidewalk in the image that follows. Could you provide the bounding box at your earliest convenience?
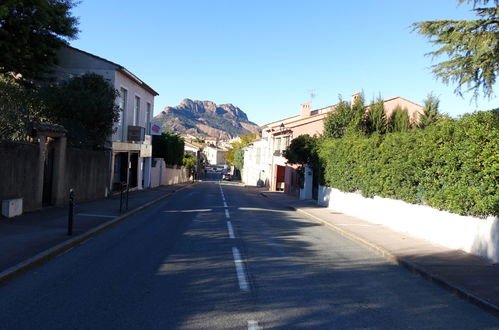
[260,191,499,315]
[0,182,193,283]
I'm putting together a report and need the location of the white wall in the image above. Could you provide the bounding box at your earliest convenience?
[319,185,499,262]
[150,158,190,187]
[242,139,270,187]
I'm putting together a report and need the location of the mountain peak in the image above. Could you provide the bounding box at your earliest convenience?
[156,99,259,139]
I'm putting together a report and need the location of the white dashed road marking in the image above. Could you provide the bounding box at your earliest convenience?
[232,247,249,291]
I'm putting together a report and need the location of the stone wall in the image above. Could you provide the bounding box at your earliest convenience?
[0,142,40,212]
[0,141,110,213]
[65,148,110,204]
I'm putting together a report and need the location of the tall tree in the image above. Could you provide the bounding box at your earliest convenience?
[41,73,120,148]
[418,93,442,128]
[323,94,366,139]
[0,0,79,81]
[366,99,387,134]
[387,106,411,133]
[413,0,499,99]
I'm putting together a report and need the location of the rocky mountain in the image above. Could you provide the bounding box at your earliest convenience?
[153,99,260,139]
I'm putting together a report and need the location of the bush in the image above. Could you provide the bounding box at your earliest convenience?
[319,110,499,217]
[152,132,184,166]
[41,73,120,148]
[0,76,45,141]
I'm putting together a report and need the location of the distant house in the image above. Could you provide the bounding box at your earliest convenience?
[52,46,159,193]
[203,145,227,166]
[244,93,424,197]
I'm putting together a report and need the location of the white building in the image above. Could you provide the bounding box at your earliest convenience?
[53,46,159,193]
[242,138,271,187]
[203,145,227,166]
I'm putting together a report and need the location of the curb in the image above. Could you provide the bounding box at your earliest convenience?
[0,183,194,286]
[281,201,499,316]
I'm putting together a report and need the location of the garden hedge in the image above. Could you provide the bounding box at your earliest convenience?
[319,110,499,217]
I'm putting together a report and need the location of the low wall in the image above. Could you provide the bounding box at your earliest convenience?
[318,185,499,262]
[0,142,40,212]
[65,148,110,204]
[150,158,189,187]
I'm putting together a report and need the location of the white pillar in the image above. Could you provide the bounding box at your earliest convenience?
[300,166,313,200]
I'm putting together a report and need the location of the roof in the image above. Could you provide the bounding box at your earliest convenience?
[264,95,423,131]
[65,46,159,96]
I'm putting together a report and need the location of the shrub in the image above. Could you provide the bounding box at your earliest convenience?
[152,132,184,166]
[319,110,499,217]
[41,73,120,148]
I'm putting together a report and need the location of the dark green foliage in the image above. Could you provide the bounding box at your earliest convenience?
[284,134,323,188]
[418,93,441,128]
[0,0,79,81]
[0,75,45,141]
[319,110,499,217]
[387,106,411,133]
[366,99,387,134]
[40,73,120,148]
[233,148,245,172]
[152,132,185,166]
[283,134,320,168]
[413,0,499,99]
[323,94,366,139]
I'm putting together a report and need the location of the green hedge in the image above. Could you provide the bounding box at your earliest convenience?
[319,110,499,217]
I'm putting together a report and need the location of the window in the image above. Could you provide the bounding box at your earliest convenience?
[274,138,281,151]
[283,136,291,150]
[146,102,151,130]
[134,96,141,126]
[119,88,128,141]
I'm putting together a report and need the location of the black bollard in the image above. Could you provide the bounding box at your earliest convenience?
[125,182,129,211]
[119,182,124,214]
[68,189,75,236]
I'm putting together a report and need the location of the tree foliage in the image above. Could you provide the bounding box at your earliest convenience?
[41,73,120,148]
[0,0,79,81]
[152,132,185,166]
[0,75,45,141]
[366,99,387,134]
[319,109,499,217]
[225,132,257,168]
[418,93,442,128]
[413,0,499,99]
[283,134,320,168]
[183,152,197,177]
[323,94,366,139]
[387,106,411,133]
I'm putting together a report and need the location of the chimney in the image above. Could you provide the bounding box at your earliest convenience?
[351,92,361,108]
[300,102,312,117]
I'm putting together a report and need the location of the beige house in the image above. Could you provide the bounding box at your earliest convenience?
[52,46,159,193]
[245,93,424,197]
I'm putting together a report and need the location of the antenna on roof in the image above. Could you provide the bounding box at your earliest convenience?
[307,89,317,102]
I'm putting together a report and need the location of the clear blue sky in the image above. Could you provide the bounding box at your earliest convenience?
[69,0,497,126]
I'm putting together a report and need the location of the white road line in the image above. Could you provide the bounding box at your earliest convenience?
[248,321,261,330]
[232,247,249,291]
[223,201,228,208]
[225,209,230,219]
[76,213,116,218]
[227,221,235,239]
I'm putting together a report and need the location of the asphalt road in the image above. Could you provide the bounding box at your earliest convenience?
[0,177,497,329]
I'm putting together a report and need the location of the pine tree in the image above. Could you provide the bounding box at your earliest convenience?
[413,0,499,99]
[418,93,441,129]
[366,99,386,134]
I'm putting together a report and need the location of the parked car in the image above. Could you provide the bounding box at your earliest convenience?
[221,169,232,181]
